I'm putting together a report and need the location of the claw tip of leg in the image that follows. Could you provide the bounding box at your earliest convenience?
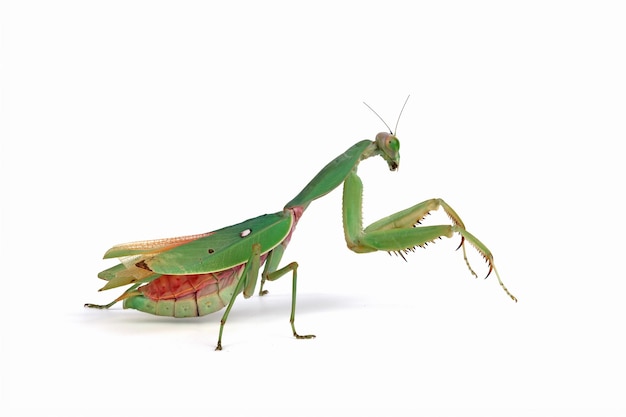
[484,266,493,279]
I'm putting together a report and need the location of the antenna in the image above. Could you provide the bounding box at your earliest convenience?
[394,95,410,134]
[363,95,410,134]
[363,101,392,133]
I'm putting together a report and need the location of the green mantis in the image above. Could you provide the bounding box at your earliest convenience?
[86,99,516,350]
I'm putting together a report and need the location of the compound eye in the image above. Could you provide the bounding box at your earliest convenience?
[386,136,399,153]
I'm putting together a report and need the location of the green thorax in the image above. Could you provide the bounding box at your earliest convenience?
[285,140,375,209]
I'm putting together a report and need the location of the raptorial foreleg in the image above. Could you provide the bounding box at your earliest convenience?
[342,170,516,302]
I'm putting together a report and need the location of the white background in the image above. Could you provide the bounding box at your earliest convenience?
[2,1,625,416]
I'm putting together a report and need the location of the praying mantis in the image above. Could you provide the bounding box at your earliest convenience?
[86,98,516,350]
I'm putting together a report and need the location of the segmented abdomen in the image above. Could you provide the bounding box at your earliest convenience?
[123,264,246,318]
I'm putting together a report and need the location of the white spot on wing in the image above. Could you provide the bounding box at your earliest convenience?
[240,229,251,238]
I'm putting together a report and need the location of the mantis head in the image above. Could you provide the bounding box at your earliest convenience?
[364,96,409,172]
[375,132,400,171]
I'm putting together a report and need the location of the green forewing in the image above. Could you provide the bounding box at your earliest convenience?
[123,211,292,275]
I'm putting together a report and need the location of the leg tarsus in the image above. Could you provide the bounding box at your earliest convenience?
[84,302,115,309]
[258,277,269,296]
[293,331,316,340]
[458,240,479,279]
[493,264,517,302]
[291,313,315,340]
[215,314,231,351]
[85,285,141,310]
[453,226,517,302]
